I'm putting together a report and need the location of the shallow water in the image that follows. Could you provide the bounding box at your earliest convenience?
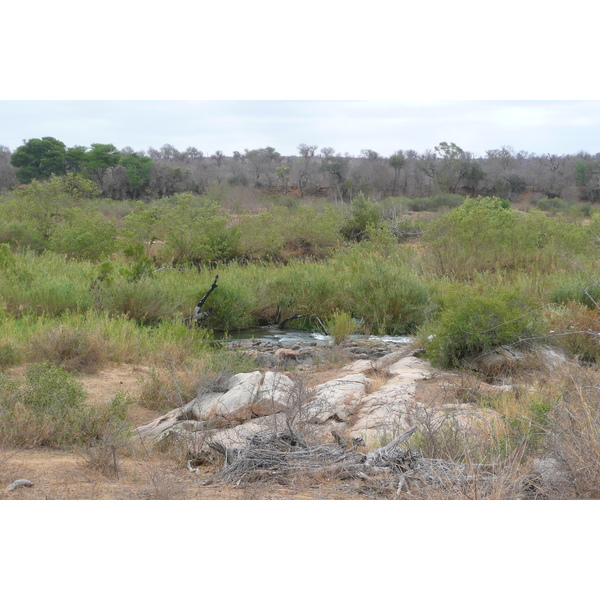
[214,327,412,348]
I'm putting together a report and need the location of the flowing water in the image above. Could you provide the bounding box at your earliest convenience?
[214,327,412,348]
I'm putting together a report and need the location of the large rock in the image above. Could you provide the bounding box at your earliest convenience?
[134,371,294,442]
[135,353,503,455]
[305,373,371,424]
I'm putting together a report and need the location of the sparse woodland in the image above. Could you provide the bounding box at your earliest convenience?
[1,137,600,500]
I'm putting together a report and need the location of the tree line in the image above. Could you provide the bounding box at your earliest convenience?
[1,137,600,203]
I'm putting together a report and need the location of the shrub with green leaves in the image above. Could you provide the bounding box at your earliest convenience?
[341,193,382,240]
[549,280,600,310]
[48,208,117,261]
[0,362,131,447]
[422,288,541,368]
[237,205,342,260]
[536,197,572,215]
[326,311,356,344]
[405,193,465,212]
[338,248,432,335]
[422,196,528,278]
[155,193,240,266]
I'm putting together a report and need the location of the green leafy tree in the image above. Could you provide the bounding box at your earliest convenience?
[341,192,382,240]
[83,143,121,186]
[296,143,318,197]
[11,137,67,183]
[432,141,483,194]
[65,146,87,173]
[388,150,406,194]
[120,153,153,199]
[320,147,350,201]
[244,147,281,187]
[275,165,291,189]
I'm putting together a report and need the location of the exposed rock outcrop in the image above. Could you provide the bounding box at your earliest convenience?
[135,351,502,453]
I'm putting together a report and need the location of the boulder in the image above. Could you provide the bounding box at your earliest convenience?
[305,373,370,424]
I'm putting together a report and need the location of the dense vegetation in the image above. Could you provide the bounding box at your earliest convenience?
[2,138,600,204]
[1,158,600,488]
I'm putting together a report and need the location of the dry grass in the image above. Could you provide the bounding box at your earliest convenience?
[537,367,600,498]
[28,326,108,374]
[138,362,200,412]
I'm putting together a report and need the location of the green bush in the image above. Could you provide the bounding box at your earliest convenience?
[0,219,46,252]
[237,205,342,260]
[341,193,382,240]
[94,275,175,325]
[549,281,600,310]
[536,197,572,215]
[339,248,432,335]
[420,196,595,279]
[422,288,541,368]
[48,208,117,261]
[405,193,465,212]
[155,193,240,266]
[0,362,131,448]
[326,311,356,344]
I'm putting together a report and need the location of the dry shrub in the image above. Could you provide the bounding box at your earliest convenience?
[138,364,200,412]
[542,370,600,498]
[29,325,107,373]
[83,425,130,478]
[546,301,600,364]
[141,464,187,499]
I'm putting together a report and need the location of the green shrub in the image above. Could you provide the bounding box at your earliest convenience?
[326,311,356,344]
[0,362,131,448]
[422,196,528,278]
[339,248,432,334]
[405,193,465,212]
[237,205,342,260]
[341,193,382,240]
[155,193,240,266]
[549,281,600,310]
[94,275,175,325]
[0,219,47,252]
[48,208,117,261]
[422,288,541,368]
[536,197,572,215]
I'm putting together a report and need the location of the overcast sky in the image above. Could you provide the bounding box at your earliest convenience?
[3,3,599,161]
[2,100,600,158]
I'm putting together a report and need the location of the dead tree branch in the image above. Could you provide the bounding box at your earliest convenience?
[187,275,219,326]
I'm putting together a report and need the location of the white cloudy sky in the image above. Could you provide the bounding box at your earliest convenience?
[1,100,600,157]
